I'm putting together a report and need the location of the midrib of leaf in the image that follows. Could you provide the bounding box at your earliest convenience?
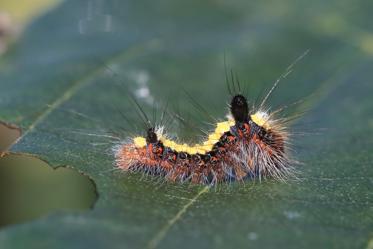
[147,186,210,249]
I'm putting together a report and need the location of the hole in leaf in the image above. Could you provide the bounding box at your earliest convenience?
[0,121,21,152]
[0,153,97,228]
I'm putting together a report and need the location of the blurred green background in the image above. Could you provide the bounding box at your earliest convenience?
[0,0,372,249]
[0,0,58,23]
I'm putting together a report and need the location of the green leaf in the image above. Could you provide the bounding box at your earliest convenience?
[1,0,372,248]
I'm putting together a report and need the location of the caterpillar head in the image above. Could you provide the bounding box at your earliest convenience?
[146,127,158,144]
[230,94,249,123]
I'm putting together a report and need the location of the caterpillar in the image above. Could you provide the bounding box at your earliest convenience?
[113,90,295,185]
[111,50,312,185]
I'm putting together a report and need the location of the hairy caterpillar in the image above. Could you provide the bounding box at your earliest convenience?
[114,91,295,185]
[112,52,310,185]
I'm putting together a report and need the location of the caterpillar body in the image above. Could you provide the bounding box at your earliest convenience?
[114,93,295,185]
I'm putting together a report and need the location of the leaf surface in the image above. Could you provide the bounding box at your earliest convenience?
[0,1,372,248]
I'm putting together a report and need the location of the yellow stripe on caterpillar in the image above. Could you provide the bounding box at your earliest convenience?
[250,111,270,129]
[133,114,270,151]
[133,136,147,147]
[133,120,234,153]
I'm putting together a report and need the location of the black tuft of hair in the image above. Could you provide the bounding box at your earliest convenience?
[146,128,158,144]
[230,94,249,123]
